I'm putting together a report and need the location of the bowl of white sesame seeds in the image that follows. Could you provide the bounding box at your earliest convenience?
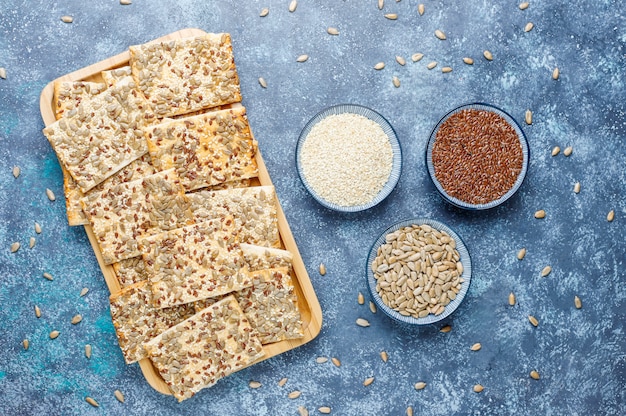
[296,104,402,212]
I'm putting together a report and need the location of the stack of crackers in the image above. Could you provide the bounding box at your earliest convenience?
[43,33,304,402]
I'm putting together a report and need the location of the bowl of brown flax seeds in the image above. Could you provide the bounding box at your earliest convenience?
[296,104,402,212]
[426,103,529,210]
[367,218,472,325]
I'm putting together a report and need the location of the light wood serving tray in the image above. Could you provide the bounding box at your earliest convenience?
[39,28,322,396]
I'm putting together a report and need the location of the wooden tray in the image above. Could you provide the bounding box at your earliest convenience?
[39,28,322,396]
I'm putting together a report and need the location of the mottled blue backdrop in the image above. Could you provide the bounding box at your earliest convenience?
[0,1,624,415]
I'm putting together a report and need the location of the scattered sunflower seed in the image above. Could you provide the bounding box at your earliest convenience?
[114,389,125,402]
[80,287,89,297]
[411,53,424,62]
[528,315,539,327]
[85,397,99,407]
[607,210,615,222]
[23,339,29,350]
[551,146,560,156]
[258,77,267,88]
[296,54,309,63]
[288,390,301,399]
[384,13,398,20]
[418,4,425,15]
[12,166,20,178]
[289,0,297,12]
[378,0,384,10]
[35,305,41,318]
[524,22,534,32]
[278,377,288,387]
[534,209,546,219]
[369,301,377,314]
[414,381,427,390]
[119,0,132,4]
[396,56,406,66]
[249,380,262,389]
[473,384,484,393]
[434,30,447,40]
[29,237,36,249]
[0,67,6,79]
[517,247,527,260]
[563,146,573,156]
[406,406,414,416]
[71,314,82,325]
[61,15,74,23]
[46,188,56,201]
[356,318,370,327]
[374,62,385,70]
[441,66,452,73]
[530,370,540,380]
[509,292,516,306]
[427,61,437,69]
[298,406,309,416]
[259,7,269,17]
[392,76,400,88]
[35,222,42,234]
[319,263,326,276]
[43,272,54,281]
[10,242,20,253]
[85,344,92,359]
[519,2,529,10]
[483,50,493,61]
[318,407,331,414]
[331,357,341,367]
[440,325,452,333]
[574,295,582,309]
[525,109,533,125]
[541,266,552,277]
[327,27,339,35]
[363,377,375,387]
[463,57,474,65]
[380,351,388,362]
[49,330,60,339]
[316,356,328,364]
[573,182,581,193]
[470,343,482,351]
[552,67,560,80]
[358,292,365,305]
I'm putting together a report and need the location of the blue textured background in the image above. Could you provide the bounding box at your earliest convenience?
[1,1,624,415]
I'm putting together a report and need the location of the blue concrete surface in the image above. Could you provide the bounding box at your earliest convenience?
[0,1,624,415]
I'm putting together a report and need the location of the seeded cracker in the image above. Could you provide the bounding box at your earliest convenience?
[112,254,152,288]
[109,280,195,364]
[101,66,132,87]
[53,81,107,120]
[145,107,258,191]
[188,185,279,247]
[144,295,265,402]
[65,154,157,226]
[129,33,242,118]
[81,169,194,264]
[139,220,253,308]
[196,268,303,344]
[43,84,149,192]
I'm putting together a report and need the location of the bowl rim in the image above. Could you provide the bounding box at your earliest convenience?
[425,102,530,210]
[295,103,402,213]
[366,217,472,325]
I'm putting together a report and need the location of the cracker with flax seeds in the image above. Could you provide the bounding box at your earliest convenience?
[109,280,196,364]
[144,295,265,402]
[195,267,303,345]
[129,33,241,118]
[139,219,253,309]
[145,107,258,191]
[80,169,194,265]
[187,185,279,248]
